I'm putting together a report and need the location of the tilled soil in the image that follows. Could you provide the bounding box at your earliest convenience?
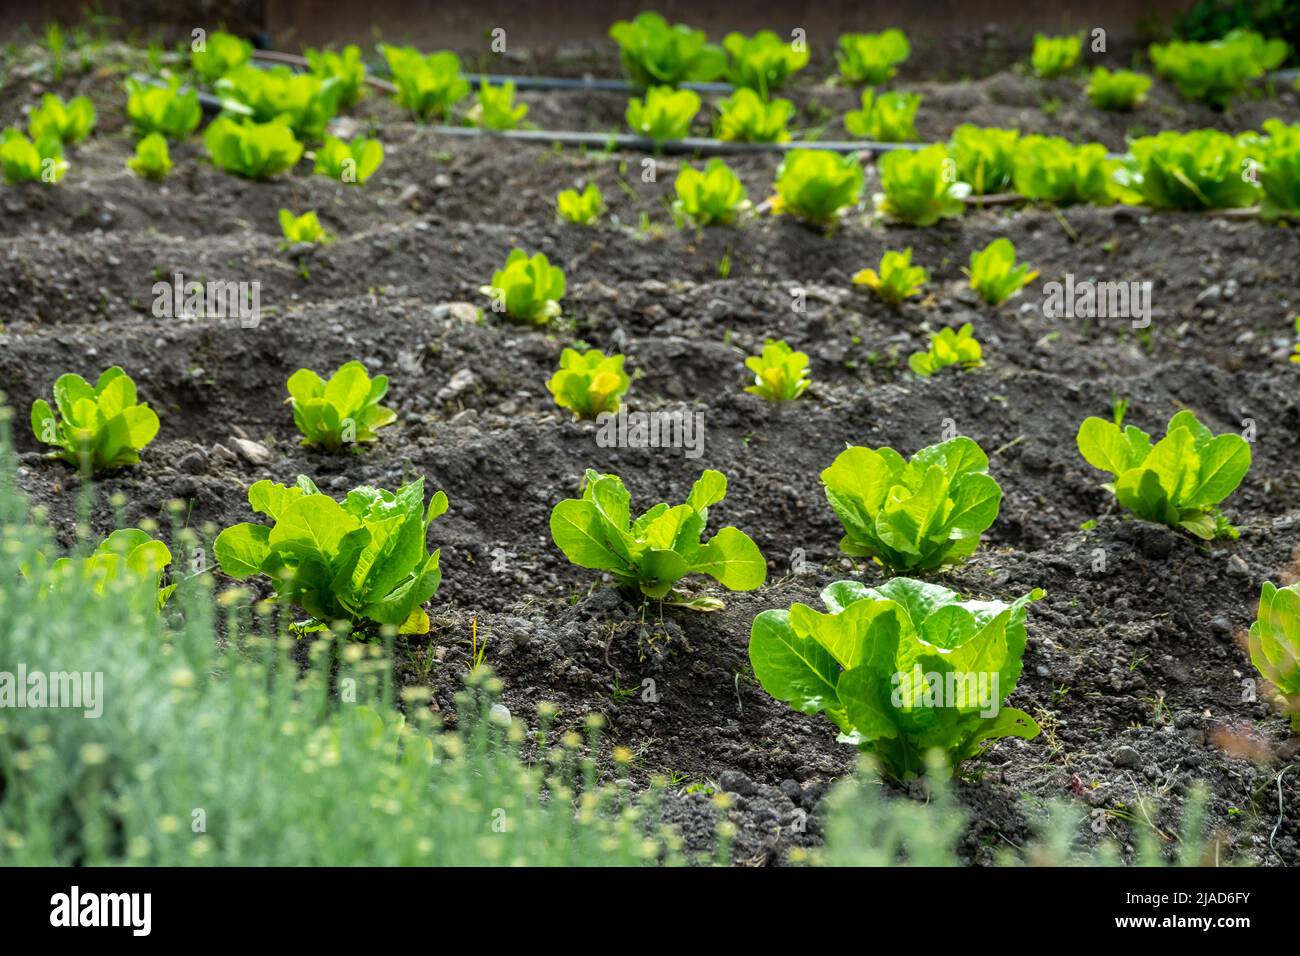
[3,50,1300,865]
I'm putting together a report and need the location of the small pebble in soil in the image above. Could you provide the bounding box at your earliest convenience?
[1111,745,1140,768]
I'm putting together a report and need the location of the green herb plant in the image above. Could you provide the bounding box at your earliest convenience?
[27,93,95,144]
[1086,68,1153,111]
[715,88,793,143]
[30,367,159,474]
[874,145,968,226]
[673,158,750,226]
[909,324,984,376]
[546,348,630,419]
[1,127,66,183]
[744,339,810,401]
[723,30,809,94]
[609,12,727,87]
[550,469,766,608]
[626,86,700,144]
[481,249,565,323]
[1249,581,1300,729]
[127,133,172,180]
[214,476,448,635]
[468,80,529,130]
[379,45,470,121]
[750,576,1043,781]
[205,116,304,179]
[557,183,606,225]
[851,248,928,306]
[772,148,864,227]
[314,134,384,184]
[125,77,202,140]
[1030,33,1083,79]
[286,361,396,449]
[965,238,1038,306]
[844,88,920,142]
[836,30,911,85]
[1076,409,1251,539]
[278,209,333,246]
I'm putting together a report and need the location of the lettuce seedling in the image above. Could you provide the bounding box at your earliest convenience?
[1013,135,1122,205]
[715,88,793,143]
[1076,409,1251,540]
[1249,581,1300,730]
[608,12,727,87]
[287,361,396,449]
[216,65,344,141]
[1122,130,1258,210]
[468,79,529,131]
[30,367,160,475]
[305,44,367,108]
[626,86,700,144]
[379,45,470,122]
[836,30,910,85]
[125,77,202,140]
[673,158,750,226]
[1150,29,1286,107]
[27,93,95,144]
[313,134,383,184]
[948,124,1019,195]
[1030,33,1083,79]
[723,30,809,94]
[205,115,304,179]
[191,30,252,83]
[279,209,333,246]
[874,145,968,226]
[550,469,766,605]
[750,577,1043,781]
[844,88,920,143]
[745,339,810,402]
[214,475,448,635]
[481,249,566,323]
[772,149,864,227]
[1259,120,1300,222]
[546,348,630,419]
[1086,68,1152,111]
[851,248,928,306]
[127,132,172,180]
[964,238,1038,306]
[0,127,67,183]
[24,529,175,611]
[822,436,1002,572]
[557,183,605,225]
[909,323,984,377]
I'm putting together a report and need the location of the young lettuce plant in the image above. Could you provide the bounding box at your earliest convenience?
[305,44,367,108]
[626,86,700,144]
[714,88,793,143]
[965,238,1038,306]
[127,133,172,180]
[673,158,750,226]
[30,367,160,475]
[851,248,928,306]
[214,475,448,635]
[1086,68,1152,111]
[844,88,920,143]
[0,128,67,183]
[216,65,345,141]
[874,145,968,226]
[287,361,396,449]
[379,45,470,122]
[909,323,984,376]
[191,30,252,83]
[482,249,565,323]
[745,339,810,402]
[822,436,1002,572]
[557,183,606,225]
[25,529,174,611]
[468,79,529,131]
[124,77,201,140]
[753,577,1043,780]
[1076,409,1251,540]
[1249,582,1300,730]
[1122,130,1258,210]
[1149,29,1287,107]
[27,93,95,144]
[279,209,333,247]
[608,12,727,87]
[723,30,809,94]
[948,124,1019,195]
[1030,33,1083,79]
[546,348,630,419]
[772,149,864,227]
[1259,119,1300,222]
[550,469,766,608]
[1013,135,1122,206]
[750,577,1043,781]
[836,30,911,85]
[205,116,304,180]
[314,134,384,184]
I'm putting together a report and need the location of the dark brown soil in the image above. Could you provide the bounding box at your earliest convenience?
[2,45,1300,866]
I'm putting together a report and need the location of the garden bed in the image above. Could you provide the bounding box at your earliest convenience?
[2,42,1300,865]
